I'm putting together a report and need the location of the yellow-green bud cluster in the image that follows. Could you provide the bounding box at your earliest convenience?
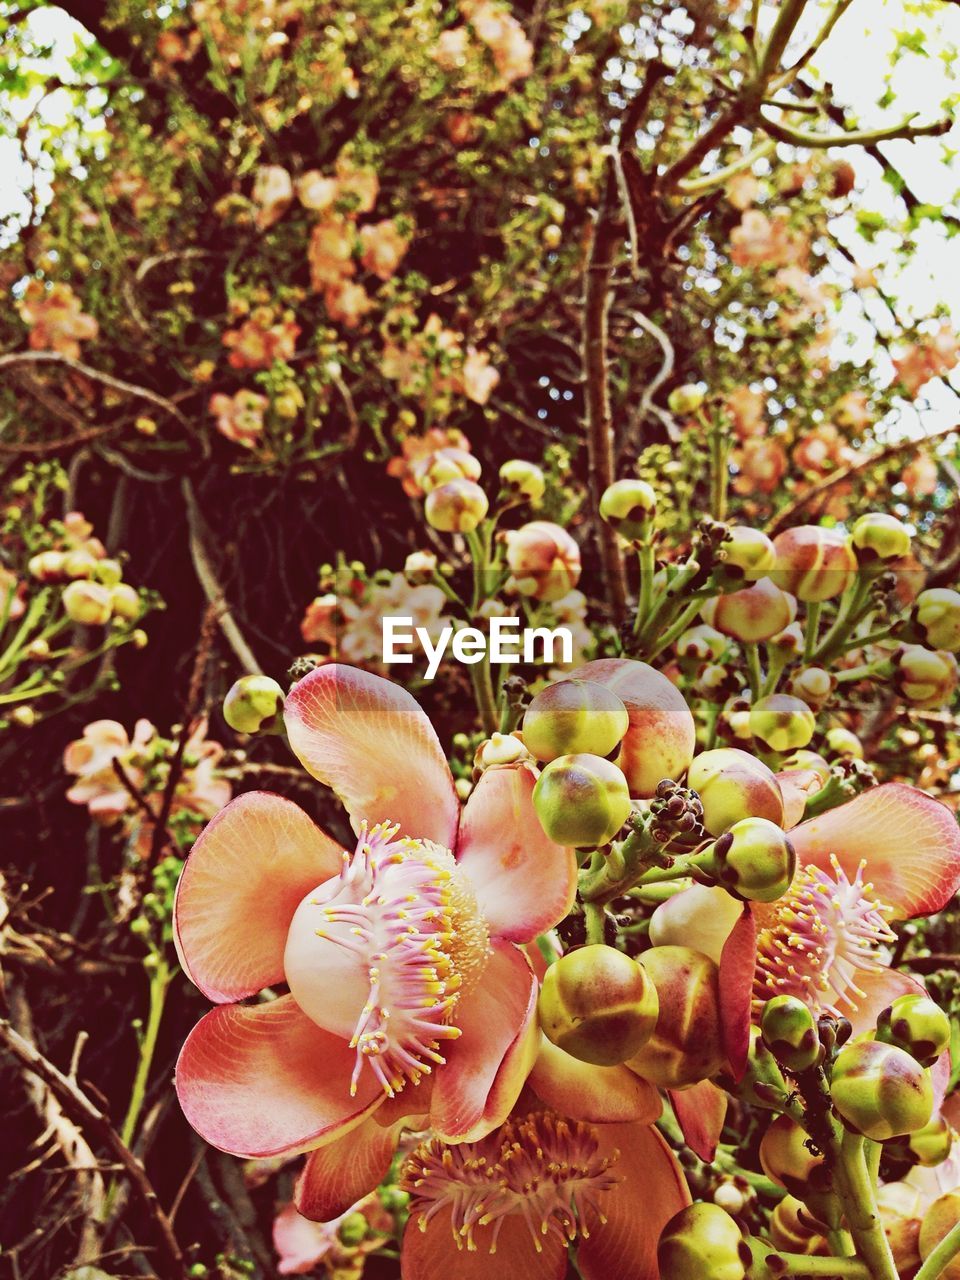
[703,817,795,903]
[522,679,629,762]
[531,752,632,847]
[875,993,951,1068]
[599,478,658,545]
[830,1040,934,1141]
[760,995,821,1072]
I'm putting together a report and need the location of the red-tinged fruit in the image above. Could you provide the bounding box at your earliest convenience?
[687,747,785,836]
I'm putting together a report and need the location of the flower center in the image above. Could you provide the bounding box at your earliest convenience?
[754,855,895,1015]
[402,1111,621,1253]
[283,822,489,1098]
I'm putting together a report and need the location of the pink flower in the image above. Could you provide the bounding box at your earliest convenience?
[902,452,939,498]
[308,218,356,292]
[730,209,809,270]
[464,0,534,86]
[651,784,960,1041]
[177,719,232,819]
[296,170,340,213]
[222,309,300,369]
[725,386,766,440]
[433,26,470,70]
[273,1191,392,1275]
[358,219,411,281]
[400,1105,689,1280]
[174,665,578,1191]
[334,156,380,214]
[209,390,269,448]
[461,347,500,405]
[252,165,294,230]
[63,718,156,823]
[17,281,98,359]
[324,279,372,329]
[893,324,960,397]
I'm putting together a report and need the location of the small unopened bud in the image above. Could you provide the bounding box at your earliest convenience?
[760,995,821,1071]
[532,753,632,847]
[131,628,149,649]
[851,512,912,563]
[504,521,581,602]
[11,705,36,728]
[62,579,113,626]
[913,587,960,652]
[26,638,50,660]
[899,1115,954,1168]
[223,675,285,734]
[712,1181,748,1215]
[338,1212,368,1247]
[702,578,796,643]
[919,1192,960,1280]
[404,550,437,584]
[538,944,659,1066]
[760,1114,828,1197]
[28,550,66,581]
[675,624,727,662]
[93,558,124,587]
[749,694,816,753]
[424,478,489,533]
[473,731,531,773]
[771,526,857,602]
[110,583,141,621]
[522,679,628,763]
[717,526,776,585]
[499,458,546,503]
[63,549,99,579]
[412,447,482,494]
[667,384,706,415]
[895,645,958,709]
[825,726,864,759]
[787,666,834,710]
[687,747,785,836]
[876,993,951,1068]
[599,478,657,545]
[627,946,725,1089]
[657,1203,745,1280]
[704,816,796,903]
[831,1040,934,1141]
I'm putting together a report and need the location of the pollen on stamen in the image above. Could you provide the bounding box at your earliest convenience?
[755,854,896,1015]
[401,1111,622,1255]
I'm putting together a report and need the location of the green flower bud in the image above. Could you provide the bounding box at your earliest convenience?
[702,578,796,644]
[667,384,706,415]
[338,1211,368,1247]
[913,588,960,652]
[749,695,816,753]
[851,512,912,563]
[687,747,785,836]
[900,1115,954,1168]
[599,478,657,544]
[704,816,795,903]
[875,993,951,1068]
[780,749,832,784]
[531,753,631,847]
[499,458,546,503]
[787,667,834,710]
[412,447,482,494]
[425,478,489,533]
[627,946,725,1089]
[404,550,437,584]
[718,1026,788,1109]
[28,550,66,581]
[771,526,857,602]
[769,622,804,654]
[62,579,113,626]
[11,705,36,728]
[522,679,629,763]
[919,1192,960,1280]
[895,645,959,709]
[657,1203,746,1280]
[825,727,864,759]
[770,1195,827,1254]
[538,944,659,1066]
[110,583,141,621]
[717,526,777,586]
[223,675,285,734]
[830,1040,934,1141]
[760,1115,829,1198]
[675,624,728,662]
[92,558,124,587]
[63,548,99,579]
[760,995,821,1071]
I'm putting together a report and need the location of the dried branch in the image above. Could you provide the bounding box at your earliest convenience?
[0,1016,187,1280]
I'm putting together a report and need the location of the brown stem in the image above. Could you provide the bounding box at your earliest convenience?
[0,1017,187,1280]
[583,168,627,621]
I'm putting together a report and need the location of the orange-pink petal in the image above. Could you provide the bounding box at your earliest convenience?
[174,791,344,1003]
[719,904,757,1081]
[789,783,960,920]
[456,763,577,941]
[283,664,459,846]
[578,1123,691,1280]
[528,1036,663,1125]
[295,1117,398,1221]
[402,1212,567,1280]
[175,996,383,1158]
[669,1080,728,1162]
[429,941,538,1142]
